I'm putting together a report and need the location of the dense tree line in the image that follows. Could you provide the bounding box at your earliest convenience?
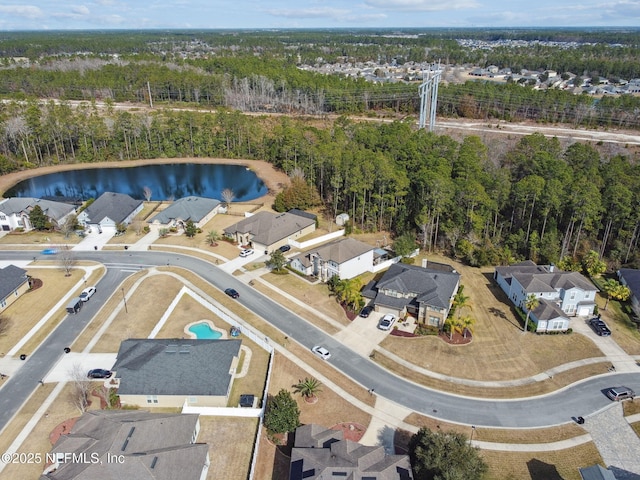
[1,102,639,269]
[1,30,639,128]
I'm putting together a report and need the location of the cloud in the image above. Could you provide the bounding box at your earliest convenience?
[0,5,44,19]
[266,7,351,19]
[364,0,480,11]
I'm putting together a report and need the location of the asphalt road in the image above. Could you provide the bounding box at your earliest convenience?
[0,250,639,430]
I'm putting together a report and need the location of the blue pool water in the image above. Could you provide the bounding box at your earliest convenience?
[188,323,223,340]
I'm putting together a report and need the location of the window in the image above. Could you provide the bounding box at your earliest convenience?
[188,396,198,404]
[0,299,5,308]
[428,316,439,326]
[551,320,564,330]
[0,215,5,220]
[146,395,159,404]
[570,291,576,300]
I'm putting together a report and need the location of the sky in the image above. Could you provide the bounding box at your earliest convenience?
[0,0,639,31]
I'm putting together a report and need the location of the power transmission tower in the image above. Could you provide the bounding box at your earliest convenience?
[418,65,442,132]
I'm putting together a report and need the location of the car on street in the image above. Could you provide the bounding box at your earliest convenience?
[606,386,635,401]
[80,286,97,302]
[378,314,396,331]
[278,245,291,253]
[589,317,611,336]
[239,248,254,257]
[359,305,373,318]
[41,248,58,255]
[224,288,240,299]
[87,369,112,379]
[311,345,331,360]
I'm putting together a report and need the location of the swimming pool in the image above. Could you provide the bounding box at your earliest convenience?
[188,322,223,340]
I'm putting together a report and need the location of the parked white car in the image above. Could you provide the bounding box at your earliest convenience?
[311,345,331,360]
[80,286,97,302]
[377,314,396,331]
[239,248,254,257]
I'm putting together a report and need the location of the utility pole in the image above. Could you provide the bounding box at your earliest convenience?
[147,81,153,108]
[418,63,442,132]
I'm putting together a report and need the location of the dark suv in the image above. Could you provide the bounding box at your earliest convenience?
[589,317,611,336]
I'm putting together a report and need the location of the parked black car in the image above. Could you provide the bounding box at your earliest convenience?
[225,288,240,299]
[87,369,112,379]
[279,245,291,253]
[359,305,373,318]
[589,317,611,336]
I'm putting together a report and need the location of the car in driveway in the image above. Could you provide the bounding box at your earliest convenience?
[378,314,396,331]
[589,317,611,336]
[359,305,373,318]
[87,369,112,379]
[239,248,254,257]
[312,345,331,360]
[278,245,291,253]
[80,286,97,302]
[606,386,635,401]
[224,288,240,299]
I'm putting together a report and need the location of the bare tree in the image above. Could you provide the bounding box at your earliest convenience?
[221,188,235,209]
[68,363,92,414]
[57,244,76,276]
[142,186,152,202]
[132,220,144,236]
[61,215,78,239]
[0,315,12,337]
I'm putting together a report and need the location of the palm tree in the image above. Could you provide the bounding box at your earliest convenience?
[523,294,540,333]
[453,285,472,320]
[444,316,462,340]
[460,315,476,338]
[206,230,219,246]
[292,377,322,402]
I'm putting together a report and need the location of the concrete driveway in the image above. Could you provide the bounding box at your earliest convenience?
[334,313,393,357]
[43,353,117,383]
[72,226,117,251]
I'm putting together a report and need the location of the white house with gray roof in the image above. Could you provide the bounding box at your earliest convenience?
[41,410,209,480]
[224,210,316,254]
[112,338,241,408]
[363,262,460,328]
[289,424,413,480]
[289,237,374,281]
[148,196,222,228]
[77,192,143,230]
[0,264,30,313]
[0,197,76,232]
[494,261,597,332]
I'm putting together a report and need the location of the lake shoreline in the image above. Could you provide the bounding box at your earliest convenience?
[0,158,289,206]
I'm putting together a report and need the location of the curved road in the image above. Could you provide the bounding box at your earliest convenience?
[0,250,639,430]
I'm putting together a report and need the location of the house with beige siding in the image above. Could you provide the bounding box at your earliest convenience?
[0,265,30,313]
[112,338,241,408]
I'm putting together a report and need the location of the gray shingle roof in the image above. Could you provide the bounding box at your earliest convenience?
[148,196,220,224]
[290,424,413,480]
[532,299,566,321]
[374,263,460,310]
[0,197,75,222]
[112,338,241,396]
[83,192,143,225]
[224,210,315,246]
[0,264,28,300]
[41,410,208,480]
[308,237,373,264]
[618,268,640,301]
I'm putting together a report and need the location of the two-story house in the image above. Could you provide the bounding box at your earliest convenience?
[362,262,460,328]
[0,197,76,232]
[494,261,597,332]
[289,237,374,281]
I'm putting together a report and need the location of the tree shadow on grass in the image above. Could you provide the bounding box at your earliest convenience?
[526,458,564,480]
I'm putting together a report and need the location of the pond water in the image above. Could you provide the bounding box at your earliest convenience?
[4,163,267,201]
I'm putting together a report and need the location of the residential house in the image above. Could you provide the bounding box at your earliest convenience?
[0,197,76,232]
[41,410,209,480]
[494,261,597,332]
[148,196,222,229]
[112,338,241,408]
[362,262,460,328]
[289,237,374,281]
[0,264,30,313]
[289,424,413,480]
[223,209,316,254]
[77,192,143,231]
[579,464,618,480]
[617,268,640,317]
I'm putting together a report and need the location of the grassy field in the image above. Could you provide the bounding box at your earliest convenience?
[0,267,100,356]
